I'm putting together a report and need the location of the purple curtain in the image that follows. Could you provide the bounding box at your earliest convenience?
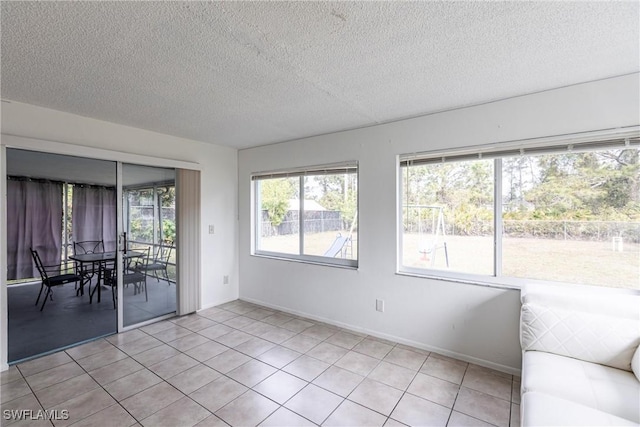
[72,186,117,252]
[7,180,63,280]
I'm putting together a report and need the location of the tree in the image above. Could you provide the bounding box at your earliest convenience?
[503,156,536,213]
[404,148,640,239]
[260,178,296,227]
[307,173,358,227]
[599,149,639,211]
[511,149,640,221]
[162,219,176,243]
[402,160,494,235]
[159,186,176,243]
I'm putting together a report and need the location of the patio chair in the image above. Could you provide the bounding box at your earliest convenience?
[73,240,105,255]
[101,247,150,308]
[140,243,173,284]
[73,240,105,295]
[128,247,150,302]
[30,248,82,311]
[99,259,117,309]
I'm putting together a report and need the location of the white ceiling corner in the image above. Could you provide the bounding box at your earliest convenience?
[1,1,638,149]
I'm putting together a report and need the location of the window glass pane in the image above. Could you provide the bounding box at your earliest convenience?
[159,186,176,244]
[127,189,155,244]
[303,173,358,260]
[256,177,300,255]
[159,186,176,282]
[402,159,494,275]
[502,149,640,288]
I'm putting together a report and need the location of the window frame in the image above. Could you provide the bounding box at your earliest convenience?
[397,128,640,288]
[253,162,359,269]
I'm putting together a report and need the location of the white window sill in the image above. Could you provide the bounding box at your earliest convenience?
[252,252,359,270]
[396,268,521,291]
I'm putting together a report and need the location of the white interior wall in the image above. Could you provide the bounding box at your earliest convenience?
[0,102,239,370]
[238,74,640,374]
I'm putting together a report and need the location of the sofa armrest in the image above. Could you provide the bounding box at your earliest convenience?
[521,283,639,318]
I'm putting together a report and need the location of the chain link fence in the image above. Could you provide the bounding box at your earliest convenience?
[260,210,345,237]
[402,207,640,243]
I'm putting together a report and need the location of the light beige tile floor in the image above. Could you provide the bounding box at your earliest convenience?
[1,300,521,427]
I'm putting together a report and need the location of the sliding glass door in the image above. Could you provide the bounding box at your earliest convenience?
[5,151,179,362]
[121,164,177,327]
[6,149,117,362]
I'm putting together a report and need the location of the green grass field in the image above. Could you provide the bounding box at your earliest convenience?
[259,231,359,260]
[259,231,639,289]
[403,233,639,289]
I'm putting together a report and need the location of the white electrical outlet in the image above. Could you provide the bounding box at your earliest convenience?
[209,225,215,234]
[223,275,229,284]
[376,299,384,312]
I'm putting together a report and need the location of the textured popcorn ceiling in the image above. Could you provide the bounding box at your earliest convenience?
[1,1,638,149]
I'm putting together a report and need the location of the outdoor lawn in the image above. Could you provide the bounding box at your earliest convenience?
[403,233,639,289]
[259,231,359,260]
[260,231,639,289]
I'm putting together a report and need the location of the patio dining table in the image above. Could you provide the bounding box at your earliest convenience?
[69,251,145,304]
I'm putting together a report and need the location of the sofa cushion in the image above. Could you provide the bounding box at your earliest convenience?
[522,391,638,426]
[521,302,639,371]
[522,351,640,423]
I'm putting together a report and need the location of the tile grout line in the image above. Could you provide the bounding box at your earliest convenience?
[205,309,422,426]
[118,328,231,425]
[8,364,55,427]
[385,354,430,427]
[65,332,191,426]
[172,311,317,425]
[83,333,211,426]
[446,361,508,427]
[214,306,357,425]
[8,301,521,427]
[318,354,385,425]
[445,361,470,427]
[22,338,133,427]
[65,338,142,427]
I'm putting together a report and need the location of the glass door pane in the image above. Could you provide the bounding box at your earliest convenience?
[6,149,117,362]
[122,164,176,327]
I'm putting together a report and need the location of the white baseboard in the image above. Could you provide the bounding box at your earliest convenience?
[198,298,238,312]
[240,296,522,377]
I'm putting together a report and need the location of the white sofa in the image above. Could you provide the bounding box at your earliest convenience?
[519,283,640,426]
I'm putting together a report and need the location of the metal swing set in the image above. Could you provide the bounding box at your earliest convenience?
[412,205,449,268]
